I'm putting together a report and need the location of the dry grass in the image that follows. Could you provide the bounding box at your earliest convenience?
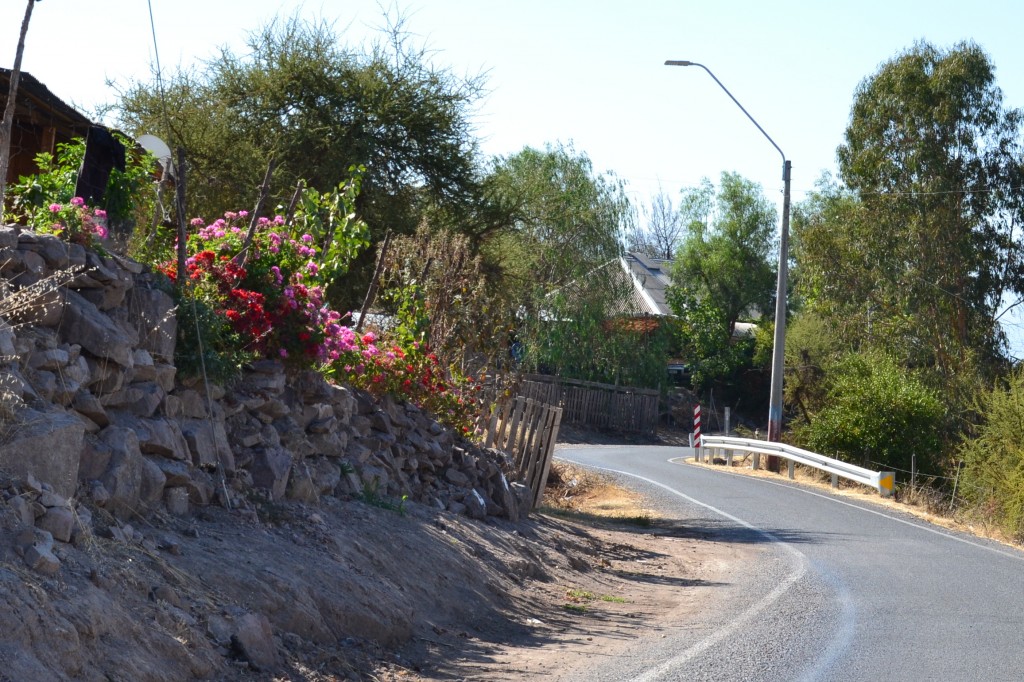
[543,461,657,525]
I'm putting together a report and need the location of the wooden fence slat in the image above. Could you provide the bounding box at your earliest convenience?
[533,407,562,508]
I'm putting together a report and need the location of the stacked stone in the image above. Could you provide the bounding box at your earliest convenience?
[0,226,531,561]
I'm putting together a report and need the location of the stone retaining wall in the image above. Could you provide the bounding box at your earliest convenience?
[0,227,529,574]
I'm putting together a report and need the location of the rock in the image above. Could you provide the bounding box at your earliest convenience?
[445,468,470,487]
[24,543,61,575]
[286,458,341,502]
[510,482,534,519]
[0,407,84,498]
[164,487,190,516]
[28,347,69,371]
[88,480,110,506]
[139,456,167,509]
[19,528,60,575]
[493,472,519,522]
[250,447,291,500]
[232,613,279,670]
[37,506,75,542]
[77,280,128,310]
[8,495,34,526]
[57,289,136,368]
[185,470,215,506]
[98,426,144,520]
[150,585,182,608]
[72,390,110,427]
[125,285,177,363]
[99,381,164,418]
[85,355,126,394]
[147,457,191,487]
[174,389,208,419]
[71,505,93,545]
[180,418,234,471]
[465,488,487,520]
[108,412,189,460]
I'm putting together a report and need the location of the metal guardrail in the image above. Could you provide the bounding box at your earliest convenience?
[699,435,896,498]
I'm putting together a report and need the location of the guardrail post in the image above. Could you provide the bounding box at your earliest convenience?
[878,472,895,498]
[787,460,795,479]
[752,453,760,470]
[831,473,839,489]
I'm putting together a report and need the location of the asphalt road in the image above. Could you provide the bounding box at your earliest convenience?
[555,445,1024,682]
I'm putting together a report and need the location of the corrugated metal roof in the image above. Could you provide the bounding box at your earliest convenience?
[622,252,673,316]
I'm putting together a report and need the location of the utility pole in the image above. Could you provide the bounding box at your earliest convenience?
[665,60,791,471]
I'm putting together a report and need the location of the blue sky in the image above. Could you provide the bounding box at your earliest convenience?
[4,0,1024,350]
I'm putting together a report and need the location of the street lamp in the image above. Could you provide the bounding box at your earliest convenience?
[665,60,791,471]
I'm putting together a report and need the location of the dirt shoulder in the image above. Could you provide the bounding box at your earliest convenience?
[394,457,754,681]
[0,433,751,681]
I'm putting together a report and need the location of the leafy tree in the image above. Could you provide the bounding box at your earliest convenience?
[667,172,776,387]
[483,143,628,295]
[113,12,485,308]
[808,42,1024,383]
[528,266,673,389]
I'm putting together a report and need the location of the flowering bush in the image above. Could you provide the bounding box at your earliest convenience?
[161,210,363,368]
[161,172,483,433]
[330,335,486,435]
[4,136,155,250]
[42,197,109,248]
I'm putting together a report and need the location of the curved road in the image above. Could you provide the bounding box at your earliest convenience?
[556,445,1024,682]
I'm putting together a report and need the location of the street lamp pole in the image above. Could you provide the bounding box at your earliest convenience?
[665,60,790,471]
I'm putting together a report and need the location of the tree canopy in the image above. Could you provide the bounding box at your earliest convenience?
[667,172,777,388]
[114,14,484,238]
[799,41,1024,381]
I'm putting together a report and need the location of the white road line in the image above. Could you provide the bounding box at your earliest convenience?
[668,457,1024,562]
[559,457,811,681]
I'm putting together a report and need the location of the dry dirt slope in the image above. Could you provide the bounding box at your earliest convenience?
[0,456,746,681]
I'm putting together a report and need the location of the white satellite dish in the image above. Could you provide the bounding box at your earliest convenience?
[137,134,173,178]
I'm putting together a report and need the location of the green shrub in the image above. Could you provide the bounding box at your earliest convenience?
[958,370,1024,540]
[796,351,944,474]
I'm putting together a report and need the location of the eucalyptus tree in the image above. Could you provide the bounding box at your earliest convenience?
[802,41,1024,381]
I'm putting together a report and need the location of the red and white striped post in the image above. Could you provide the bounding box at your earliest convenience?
[693,404,702,461]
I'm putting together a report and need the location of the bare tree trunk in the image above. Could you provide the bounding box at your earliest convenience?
[0,0,38,210]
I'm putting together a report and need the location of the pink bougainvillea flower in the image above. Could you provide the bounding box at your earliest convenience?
[49,203,62,212]
[190,217,205,227]
[70,197,85,207]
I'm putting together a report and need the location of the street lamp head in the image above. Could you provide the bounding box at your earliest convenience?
[664,60,694,66]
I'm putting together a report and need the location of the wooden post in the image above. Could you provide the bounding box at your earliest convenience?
[236,157,277,266]
[533,407,563,509]
[355,230,392,333]
[175,147,187,291]
[0,0,37,208]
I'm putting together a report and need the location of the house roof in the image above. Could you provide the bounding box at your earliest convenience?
[0,69,93,132]
[619,252,673,316]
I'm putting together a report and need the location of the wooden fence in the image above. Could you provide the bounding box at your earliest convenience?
[519,374,659,437]
[483,396,563,509]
